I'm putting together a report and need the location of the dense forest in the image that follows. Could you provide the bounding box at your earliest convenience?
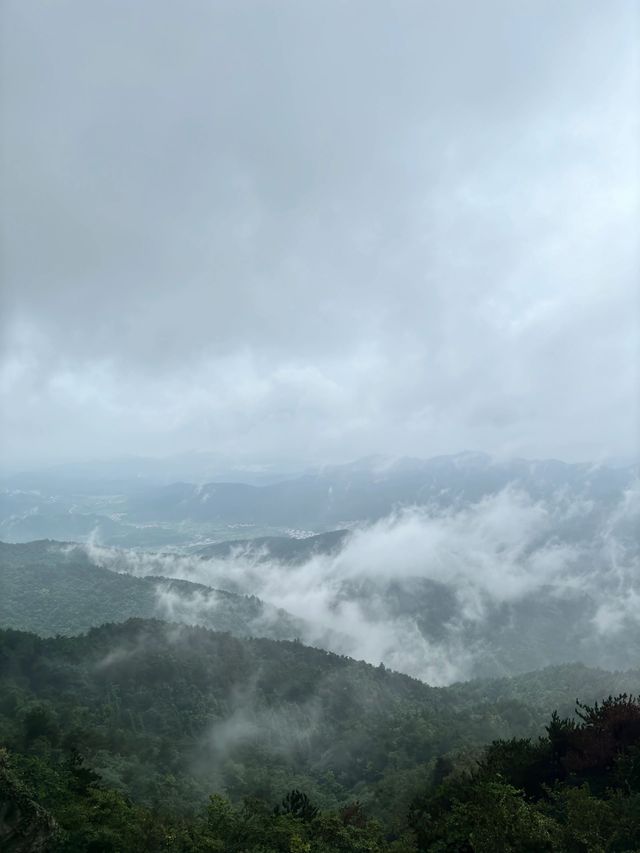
[1,618,640,850]
[0,541,301,640]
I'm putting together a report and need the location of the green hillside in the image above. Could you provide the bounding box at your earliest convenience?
[0,540,301,640]
[1,619,639,850]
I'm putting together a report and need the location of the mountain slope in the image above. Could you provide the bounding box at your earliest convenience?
[195,529,349,562]
[0,540,301,640]
[5,530,640,682]
[1,618,638,818]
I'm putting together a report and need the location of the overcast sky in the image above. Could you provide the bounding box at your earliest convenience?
[1,0,638,470]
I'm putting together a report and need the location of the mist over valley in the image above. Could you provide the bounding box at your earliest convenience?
[2,451,638,684]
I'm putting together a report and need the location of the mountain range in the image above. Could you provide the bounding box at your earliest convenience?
[1,452,636,546]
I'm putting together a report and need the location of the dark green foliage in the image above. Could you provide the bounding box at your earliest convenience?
[0,618,450,814]
[0,748,58,852]
[3,617,637,822]
[1,749,400,852]
[274,789,319,822]
[4,693,640,851]
[410,695,640,851]
[1,618,640,849]
[22,704,60,746]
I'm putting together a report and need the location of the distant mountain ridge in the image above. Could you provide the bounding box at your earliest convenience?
[126,452,637,526]
[1,451,636,546]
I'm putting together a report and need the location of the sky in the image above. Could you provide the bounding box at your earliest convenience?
[1,0,639,470]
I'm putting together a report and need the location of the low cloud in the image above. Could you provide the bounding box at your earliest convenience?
[85,483,640,685]
[154,584,223,625]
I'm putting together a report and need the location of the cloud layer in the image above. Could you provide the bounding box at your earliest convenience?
[2,1,638,467]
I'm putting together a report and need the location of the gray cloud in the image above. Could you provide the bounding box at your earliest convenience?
[1,1,638,466]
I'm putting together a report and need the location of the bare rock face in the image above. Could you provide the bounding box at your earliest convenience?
[0,750,57,853]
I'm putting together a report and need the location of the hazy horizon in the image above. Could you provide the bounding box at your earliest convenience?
[2,446,639,483]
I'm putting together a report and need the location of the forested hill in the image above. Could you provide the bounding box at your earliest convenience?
[1,618,640,850]
[0,540,301,640]
[2,618,639,811]
[195,529,349,562]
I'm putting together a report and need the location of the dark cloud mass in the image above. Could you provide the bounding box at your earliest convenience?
[1,1,638,467]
